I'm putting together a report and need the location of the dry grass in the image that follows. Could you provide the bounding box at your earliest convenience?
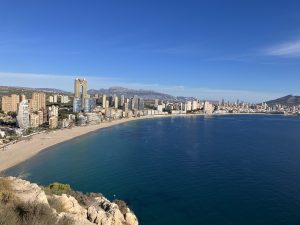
[0,177,16,204]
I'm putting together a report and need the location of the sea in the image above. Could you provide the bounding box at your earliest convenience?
[4,114,300,225]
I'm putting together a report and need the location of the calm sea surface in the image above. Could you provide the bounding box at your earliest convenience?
[5,115,300,225]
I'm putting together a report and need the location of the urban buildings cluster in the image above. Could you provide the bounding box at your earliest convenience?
[1,92,60,130]
[0,77,299,147]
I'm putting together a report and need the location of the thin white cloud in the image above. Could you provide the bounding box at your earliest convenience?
[0,71,283,103]
[264,39,300,57]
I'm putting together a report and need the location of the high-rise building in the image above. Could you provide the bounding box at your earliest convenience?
[1,94,20,113]
[102,95,107,108]
[73,97,81,113]
[84,98,96,113]
[73,78,89,112]
[192,100,199,111]
[32,92,46,111]
[38,110,44,125]
[130,95,139,110]
[154,99,159,109]
[186,101,192,111]
[74,78,87,99]
[17,100,30,129]
[60,95,69,103]
[49,116,58,129]
[53,95,58,103]
[30,113,39,128]
[49,96,54,103]
[114,96,119,109]
[48,105,59,117]
[120,95,125,107]
[204,101,214,114]
[138,98,144,110]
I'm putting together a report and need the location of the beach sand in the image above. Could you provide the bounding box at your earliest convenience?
[0,115,173,173]
[0,112,265,173]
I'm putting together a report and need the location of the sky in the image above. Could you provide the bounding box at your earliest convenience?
[1,0,300,102]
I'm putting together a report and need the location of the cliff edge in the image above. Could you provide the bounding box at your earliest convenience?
[0,176,138,225]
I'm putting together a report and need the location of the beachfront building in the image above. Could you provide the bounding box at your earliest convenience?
[17,100,30,129]
[49,116,58,129]
[1,94,20,113]
[204,101,214,114]
[130,95,139,110]
[30,113,40,128]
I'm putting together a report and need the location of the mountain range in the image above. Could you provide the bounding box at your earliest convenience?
[88,87,196,101]
[266,95,300,106]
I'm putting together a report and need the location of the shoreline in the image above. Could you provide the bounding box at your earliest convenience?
[0,112,294,173]
[0,114,174,173]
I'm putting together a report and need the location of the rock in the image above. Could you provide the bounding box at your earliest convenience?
[86,196,138,225]
[125,209,138,225]
[59,213,94,225]
[0,177,138,225]
[6,176,48,205]
[52,194,87,216]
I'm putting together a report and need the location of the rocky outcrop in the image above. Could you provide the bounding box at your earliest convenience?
[1,177,138,225]
[6,176,49,205]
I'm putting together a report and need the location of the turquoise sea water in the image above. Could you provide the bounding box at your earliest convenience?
[4,115,300,225]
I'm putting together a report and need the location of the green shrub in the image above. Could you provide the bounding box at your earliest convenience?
[46,182,72,195]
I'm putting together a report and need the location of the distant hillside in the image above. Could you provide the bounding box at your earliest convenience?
[0,86,72,95]
[88,86,196,101]
[266,95,300,106]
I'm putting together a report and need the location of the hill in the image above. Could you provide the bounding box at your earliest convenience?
[266,95,300,106]
[88,86,196,101]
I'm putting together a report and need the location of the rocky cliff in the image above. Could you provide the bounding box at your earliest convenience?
[0,177,138,225]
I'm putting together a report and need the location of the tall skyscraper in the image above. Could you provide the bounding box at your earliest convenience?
[74,78,87,98]
[73,78,89,112]
[138,98,144,110]
[17,100,30,129]
[114,96,119,109]
[120,95,125,107]
[102,95,107,108]
[1,94,20,113]
[130,95,139,110]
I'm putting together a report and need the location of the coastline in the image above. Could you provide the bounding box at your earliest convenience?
[0,114,175,173]
[0,112,290,173]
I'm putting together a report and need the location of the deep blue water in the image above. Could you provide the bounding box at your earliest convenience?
[4,115,300,225]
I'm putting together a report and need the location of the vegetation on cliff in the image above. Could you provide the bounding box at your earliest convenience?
[0,177,138,225]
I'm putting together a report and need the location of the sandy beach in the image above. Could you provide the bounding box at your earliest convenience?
[0,115,175,173]
[0,112,274,173]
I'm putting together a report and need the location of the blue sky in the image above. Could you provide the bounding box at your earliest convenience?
[1,0,300,102]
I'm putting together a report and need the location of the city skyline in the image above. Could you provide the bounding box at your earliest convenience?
[1,1,300,102]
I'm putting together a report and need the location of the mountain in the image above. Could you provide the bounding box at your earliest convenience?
[266,95,300,106]
[0,86,72,95]
[88,86,197,101]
